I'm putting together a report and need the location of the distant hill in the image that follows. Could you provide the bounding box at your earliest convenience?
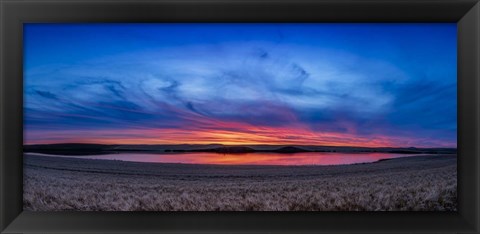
[23,143,457,156]
[197,146,256,153]
[273,146,310,153]
[23,143,116,155]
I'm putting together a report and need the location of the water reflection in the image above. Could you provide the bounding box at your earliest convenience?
[29,152,430,166]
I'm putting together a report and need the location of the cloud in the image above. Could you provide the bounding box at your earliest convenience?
[24,40,456,147]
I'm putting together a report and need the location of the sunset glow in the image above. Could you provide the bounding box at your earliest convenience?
[24,23,457,148]
[24,122,453,147]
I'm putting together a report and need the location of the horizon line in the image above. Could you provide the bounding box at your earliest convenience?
[22,142,458,149]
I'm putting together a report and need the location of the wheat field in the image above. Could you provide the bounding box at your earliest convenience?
[23,154,457,211]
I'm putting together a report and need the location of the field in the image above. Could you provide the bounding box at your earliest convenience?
[23,154,457,211]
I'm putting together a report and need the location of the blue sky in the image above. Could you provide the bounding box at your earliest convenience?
[23,23,457,147]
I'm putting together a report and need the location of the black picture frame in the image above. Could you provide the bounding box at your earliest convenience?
[1,0,479,233]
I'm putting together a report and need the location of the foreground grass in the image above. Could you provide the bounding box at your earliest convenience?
[23,154,457,211]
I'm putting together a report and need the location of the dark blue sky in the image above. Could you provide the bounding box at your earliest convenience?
[23,23,457,147]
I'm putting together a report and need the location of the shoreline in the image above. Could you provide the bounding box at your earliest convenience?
[23,143,457,156]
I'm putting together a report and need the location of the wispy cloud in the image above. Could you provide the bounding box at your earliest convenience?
[24,24,457,147]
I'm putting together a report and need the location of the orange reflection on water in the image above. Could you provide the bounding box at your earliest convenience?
[36,152,428,166]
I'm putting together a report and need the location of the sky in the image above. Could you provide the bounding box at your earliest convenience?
[23,23,457,147]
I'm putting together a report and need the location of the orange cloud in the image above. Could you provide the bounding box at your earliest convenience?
[24,117,454,148]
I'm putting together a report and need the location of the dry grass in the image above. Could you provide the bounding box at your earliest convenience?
[23,154,457,211]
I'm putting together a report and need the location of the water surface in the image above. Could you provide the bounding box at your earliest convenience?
[28,152,431,166]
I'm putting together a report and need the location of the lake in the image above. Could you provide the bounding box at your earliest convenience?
[27,152,432,166]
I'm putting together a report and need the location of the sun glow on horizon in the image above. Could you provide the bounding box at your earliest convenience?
[24,125,456,148]
[23,23,457,148]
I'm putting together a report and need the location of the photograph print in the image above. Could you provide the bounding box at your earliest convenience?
[23,23,457,211]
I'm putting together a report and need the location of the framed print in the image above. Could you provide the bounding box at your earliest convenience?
[1,0,479,233]
[21,22,459,212]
